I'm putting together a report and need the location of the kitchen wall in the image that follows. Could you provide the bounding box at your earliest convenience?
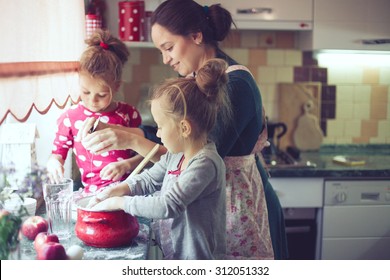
[120,30,390,145]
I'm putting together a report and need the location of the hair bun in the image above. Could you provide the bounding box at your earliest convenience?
[196,58,228,100]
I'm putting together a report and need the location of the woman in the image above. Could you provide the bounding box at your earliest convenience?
[79,0,287,259]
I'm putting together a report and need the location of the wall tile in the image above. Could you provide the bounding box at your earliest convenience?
[275,32,296,49]
[311,67,327,83]
[267,50,284,66]
[321,103,336,119]
[258,32,276,48]
[248,49,267,66]
[294,67,310,82]
[371,85,388,103]
[258,66,277,83]
[284,50,302,66]
[344,120,361,137]
[370,102,387,120]
[362,67,380,84]
[322,85,336,102]
[302,51,318,66]
[123,82,141,106]
[353,103,370,120]
[221,31,241,48]
[336,103,353,119]
[224,49,249,66]
[326,119,344,137]
[241,30,258,48]
[122,64,133,83]
[379,68,390,84]
[140,49,161,65]
[150,65,175,83]
[354,85,371,103]
[336,85,354,102]
[133,64,151,83]
[378,120,390,137]
[127,48,141,65]
[276,67,293,82]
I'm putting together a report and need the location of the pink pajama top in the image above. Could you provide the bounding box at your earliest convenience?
[51,102,142,193]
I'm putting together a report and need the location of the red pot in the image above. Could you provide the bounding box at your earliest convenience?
[75,197,139,248]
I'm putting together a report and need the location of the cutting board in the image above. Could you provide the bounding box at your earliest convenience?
[293,100,324,151]
[277,82,322,150]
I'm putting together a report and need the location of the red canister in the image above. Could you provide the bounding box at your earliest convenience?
[118,1,145,42]
[86,14,102,39]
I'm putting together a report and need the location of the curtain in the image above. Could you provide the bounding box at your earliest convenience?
[0,0,86,124]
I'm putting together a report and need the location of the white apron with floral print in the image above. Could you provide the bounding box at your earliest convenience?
[224,65,274,259]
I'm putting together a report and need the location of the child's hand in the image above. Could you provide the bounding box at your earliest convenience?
[100,161,129,181]
[46,155,64,184]
[90,197,125,211]
[86,182,131,208]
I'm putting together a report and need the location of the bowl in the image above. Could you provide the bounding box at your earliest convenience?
[23,198,37,216]
[3,196,36,216]
[74,196,139,248]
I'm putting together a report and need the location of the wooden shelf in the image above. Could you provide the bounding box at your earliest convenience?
[124,41,155,48]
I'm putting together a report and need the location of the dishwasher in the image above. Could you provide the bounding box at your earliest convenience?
[321,179,390,260]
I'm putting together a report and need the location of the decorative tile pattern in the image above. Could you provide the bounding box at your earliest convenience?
[122,31,389,145]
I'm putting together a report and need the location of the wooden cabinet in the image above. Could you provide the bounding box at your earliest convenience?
[196,0,313,30]
[299,0,390,51]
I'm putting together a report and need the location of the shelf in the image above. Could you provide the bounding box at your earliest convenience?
[124,41,155,48]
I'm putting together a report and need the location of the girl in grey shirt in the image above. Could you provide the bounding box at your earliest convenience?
[89,59,232,259]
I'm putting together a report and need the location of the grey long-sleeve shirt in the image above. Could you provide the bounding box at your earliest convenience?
[123,142,226,260]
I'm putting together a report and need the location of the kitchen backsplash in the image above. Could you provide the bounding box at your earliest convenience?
[118,30,390,145]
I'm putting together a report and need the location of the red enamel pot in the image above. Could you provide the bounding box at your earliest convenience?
[75,197,139,248]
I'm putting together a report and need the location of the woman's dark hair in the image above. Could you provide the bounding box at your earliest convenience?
[151,59,231,140]
[151,0,234,47]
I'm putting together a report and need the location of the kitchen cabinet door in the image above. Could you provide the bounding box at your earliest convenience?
[299,0,390,51]
[195,0,313,30]
[269,178,324,208]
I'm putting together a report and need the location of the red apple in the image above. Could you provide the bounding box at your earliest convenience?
[34,232,59,252]
[21,216,49,240]
[36,241,68,260]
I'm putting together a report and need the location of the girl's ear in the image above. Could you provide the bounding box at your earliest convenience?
[113,81,121,92]
[180,119,192,138]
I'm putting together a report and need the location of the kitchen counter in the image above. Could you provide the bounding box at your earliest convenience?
[267,144,390,178]
[19,216,151,260]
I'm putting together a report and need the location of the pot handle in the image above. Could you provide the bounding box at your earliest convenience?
[82,217,108,224]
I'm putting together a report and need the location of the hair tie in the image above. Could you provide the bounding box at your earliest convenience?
[203,5,209,17]
[100,41,109,50]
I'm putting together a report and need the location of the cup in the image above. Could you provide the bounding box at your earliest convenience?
[43,178,73,240]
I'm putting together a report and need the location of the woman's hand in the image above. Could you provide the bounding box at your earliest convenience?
[90,196,125,211]
[46,155,65,184]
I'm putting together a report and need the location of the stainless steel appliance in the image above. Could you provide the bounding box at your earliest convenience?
[321,180,390,260]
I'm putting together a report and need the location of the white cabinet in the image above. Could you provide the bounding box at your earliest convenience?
[269,178,324,208]
[195,0,313,30]
[299,0,390,51]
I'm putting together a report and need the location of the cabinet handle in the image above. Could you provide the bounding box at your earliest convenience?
[237,8,272,14]
[361,39,390,45]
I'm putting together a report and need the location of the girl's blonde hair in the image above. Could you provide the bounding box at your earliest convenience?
[79,29,129,88]
[151,58,232,140]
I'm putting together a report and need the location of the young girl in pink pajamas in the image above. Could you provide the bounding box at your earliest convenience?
[47,29,141,194]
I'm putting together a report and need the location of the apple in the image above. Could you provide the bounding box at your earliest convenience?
[34,232,59,252]
[36,241,68,260]
[21,216,49,240]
